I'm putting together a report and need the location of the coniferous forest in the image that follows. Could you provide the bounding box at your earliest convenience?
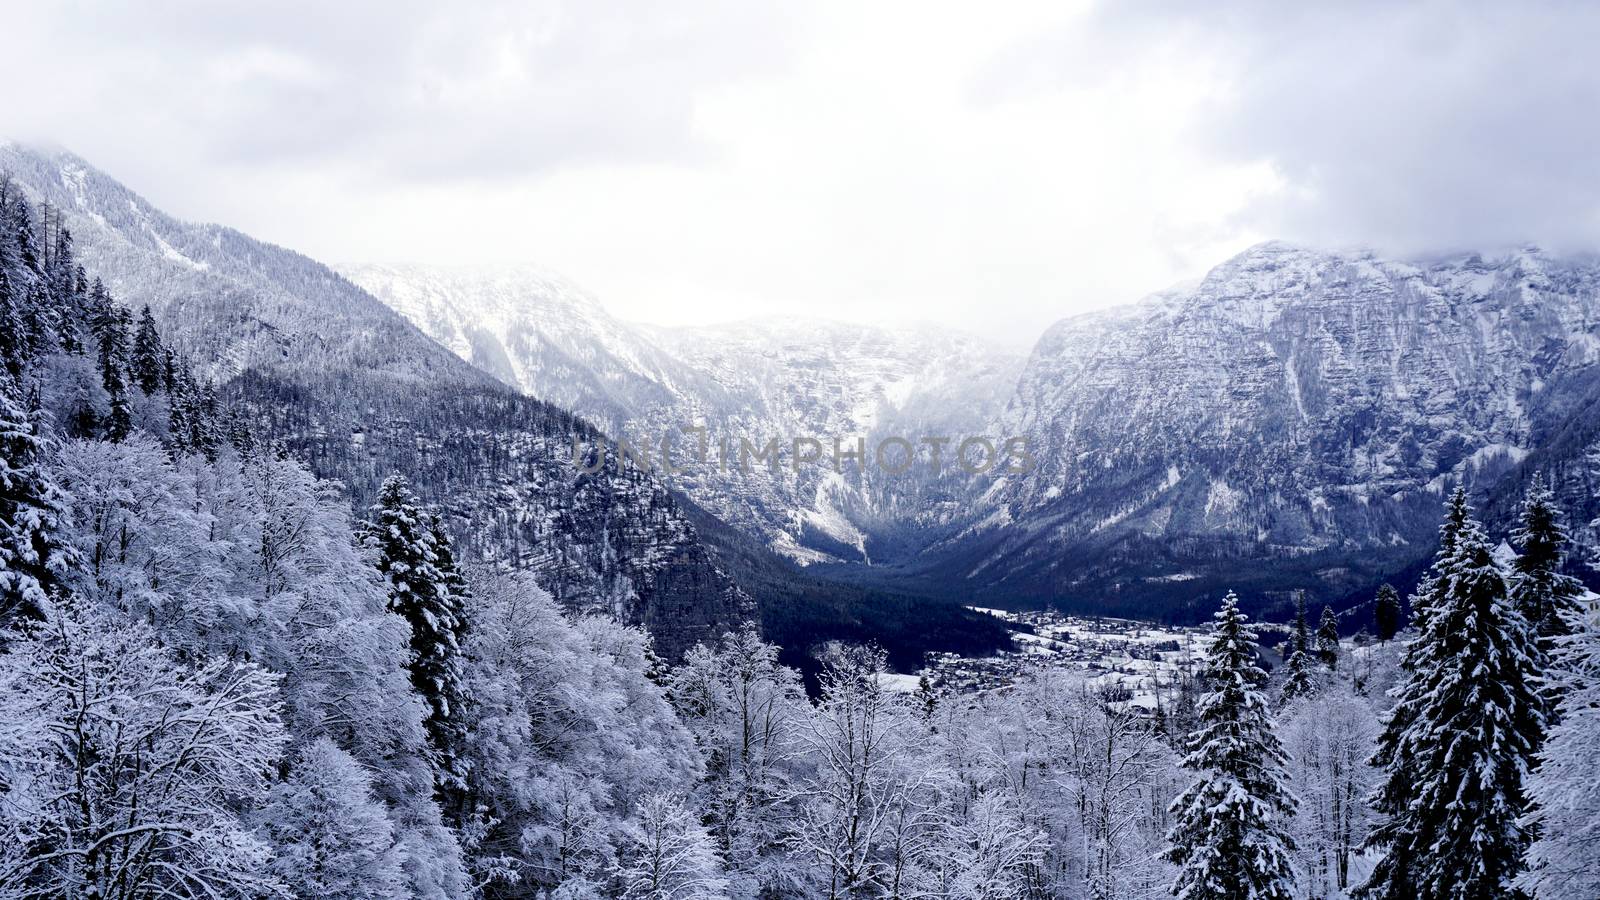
[3,167,1600,899]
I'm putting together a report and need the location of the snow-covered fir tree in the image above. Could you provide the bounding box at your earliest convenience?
[130,304,163,395]
[1410,487,1472,632]
[361,474,471,789]
[1509,475,1586,718]
[1165,590,1298,900]
[1360,500,1544,900]
[87,282,132,442]
[0,375,74,626]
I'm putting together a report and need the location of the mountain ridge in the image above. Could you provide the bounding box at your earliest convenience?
[950,239,1600,620]
[1,140,1014,670]
[0,142,749,659]
[342,261,1028,567]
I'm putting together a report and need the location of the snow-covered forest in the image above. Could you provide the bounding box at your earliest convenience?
[2,168,1600,900]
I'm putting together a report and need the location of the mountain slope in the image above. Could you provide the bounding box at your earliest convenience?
[340,263,1026,566]
[945,241,1600,619]
[0,142,748,659]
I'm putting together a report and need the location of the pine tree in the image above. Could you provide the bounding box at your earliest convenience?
[167,361,192,453]
[89,281,132,441]
[1,192,48,362]
[362,475,470,790]
[0,376,75,626]
[1165,591,1298,900]
[1508,476,1585,727]
[1360,488,1472,879]
[1359,504,1543,900]
[192,380,220,459]
[1280,592,1317,705]
[1315,607,1339,669]
[426,510,473,808]
[1509,475,1585,646]
[131,305,164,394]
[1409,487,1471,632]
[1373,584,1402,643]
[43,224,80,355]
[0,270,25,380]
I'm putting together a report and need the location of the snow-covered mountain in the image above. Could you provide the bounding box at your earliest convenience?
[345,246,1600,621]
[341,263,704,429]
[942,241,1600,617]
[0,141,1014,667]
[0,143,751,659]
[27,135,1593,629]
[342,263,1027,565]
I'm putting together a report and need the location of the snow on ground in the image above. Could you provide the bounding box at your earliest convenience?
[911,607,1207,710]
[877,672,923,693]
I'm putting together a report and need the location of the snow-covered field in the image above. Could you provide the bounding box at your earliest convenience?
[911,608,1207,709]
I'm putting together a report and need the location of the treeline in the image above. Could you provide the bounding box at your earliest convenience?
[3,175,1600,900]
[0,179,236,457]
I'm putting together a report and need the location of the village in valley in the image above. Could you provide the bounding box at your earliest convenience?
[886,608,1210,709]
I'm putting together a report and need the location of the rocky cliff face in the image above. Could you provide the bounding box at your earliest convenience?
[341,264,1026,566]
[344,246,1600,623]
[34,137,1591,632]
[0,143,751,659]
[948,241,1600,617]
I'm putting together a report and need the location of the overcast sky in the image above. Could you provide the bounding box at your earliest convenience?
[4,1,1598,344]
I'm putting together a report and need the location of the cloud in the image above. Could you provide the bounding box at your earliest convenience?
[1009,1,1600,256]
[3,1,1597,345]
[3,0,797,179]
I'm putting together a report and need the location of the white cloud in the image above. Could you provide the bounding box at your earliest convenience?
[2,0,1595,344]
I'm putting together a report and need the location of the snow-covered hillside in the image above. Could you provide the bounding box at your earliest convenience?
[0,143,752,659]
[947,241,1600,616]
[345,245,1600,617]
[343,263,1027,565]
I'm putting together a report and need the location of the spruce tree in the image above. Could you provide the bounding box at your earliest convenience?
[167,362,192,453]
[89,282,132,441]
[1315,607,1339,669]
[192,380,220,459]
[362,476,470,789]
[0,376,75,626]
[2,194,47,362]
[131,305,164,394]
[1509,475,1585,728]
[1279,645,1316,706]
[428,512,470,615]
[1409,487,1470,632]
[1166,591,1298,900]
[44,225,79,354]
[1509,475,1584,645]
[1364,488,1472,865]
[1280,592,1317,705]
[1359,504,1543,900]
[0,270,25,380]
[1373,584,1402,643]
[425,510,473,812]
